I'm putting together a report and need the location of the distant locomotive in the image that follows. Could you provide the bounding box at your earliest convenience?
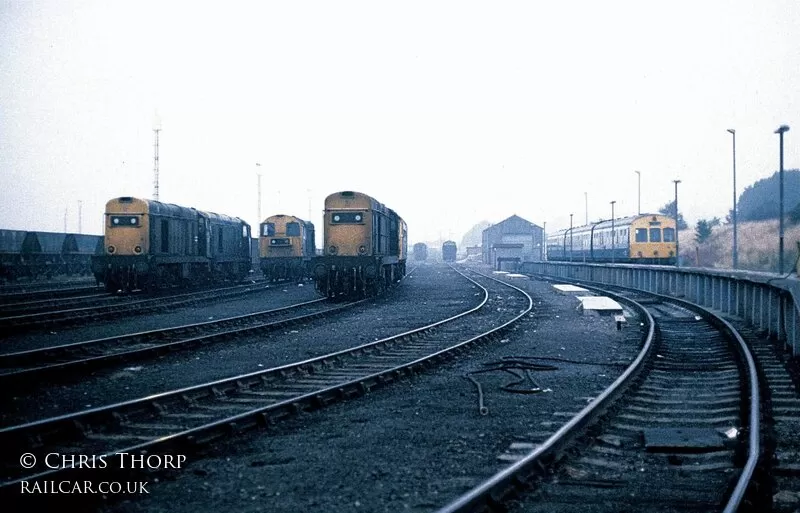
[0,229,103,282]
[546,214,677,264]
[413,242,428,261]
[259,214,316,282]
[442,240,457,262]
[312,191,407,298]
[91,197,252,293]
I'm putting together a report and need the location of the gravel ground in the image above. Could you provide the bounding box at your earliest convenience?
[87,265,646,513]
[1,266,482,426]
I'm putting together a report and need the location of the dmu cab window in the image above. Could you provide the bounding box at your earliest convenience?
[331,212,364,224]
[663,227,676,242]
[649,228,662,242]
[262,223,275,237]
[286,222,301,236]
[110,216,139,227]
[635,228,648,242]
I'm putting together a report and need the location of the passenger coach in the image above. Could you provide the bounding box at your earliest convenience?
[313,191,407,298]
[546,214,677,265]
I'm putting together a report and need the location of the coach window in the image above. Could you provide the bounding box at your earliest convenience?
[663,227,676,242]
[635,228,647,242]
[649,228,662,242]
[286,222,301,236]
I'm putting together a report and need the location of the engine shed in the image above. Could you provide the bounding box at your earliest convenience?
[481,215,544,271]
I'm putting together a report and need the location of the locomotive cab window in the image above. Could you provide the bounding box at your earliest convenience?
[110,216,139,227]
[286,222,301,236]
[649,228,662,242]
[663,227,676,242]
[635,228,647,242]
[331,212,364,224]
[262,223,275,237]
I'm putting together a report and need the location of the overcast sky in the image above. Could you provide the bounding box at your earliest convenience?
[2,0,798,246]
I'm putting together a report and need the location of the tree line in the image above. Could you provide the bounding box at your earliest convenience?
[657,169,800,242]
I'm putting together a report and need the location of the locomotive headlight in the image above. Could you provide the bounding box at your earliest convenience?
[107,245,116,254]
[354,214,362,222]
[358,245,367,254]
[328,245,338,255]
[134,245,142,254]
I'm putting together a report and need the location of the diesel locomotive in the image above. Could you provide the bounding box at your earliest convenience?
[259,214,316,282]
[442,240,457,262]
[312,191,407,298]
[546,213,677,264]
[91,196,252,293]
[413,242,428,261]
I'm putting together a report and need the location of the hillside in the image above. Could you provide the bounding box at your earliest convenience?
[679,219,800,274]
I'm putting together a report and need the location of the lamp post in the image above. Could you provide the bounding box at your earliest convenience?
[727,129,738,269]
[610,200,616,263]
[584,192,588,225]
[674,179,681,267]
[542,221,546,261]
[569,214,574,262]
[775,125,790,273]
[634,171,641,215]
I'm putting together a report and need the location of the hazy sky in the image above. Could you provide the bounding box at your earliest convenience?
[2,0,798,246]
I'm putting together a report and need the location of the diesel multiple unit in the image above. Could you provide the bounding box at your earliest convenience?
[546,213,677,264]
[259,214,316,282]
[91,197,252,292]
[313,191,407,298]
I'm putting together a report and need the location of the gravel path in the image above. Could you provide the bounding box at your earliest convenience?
[95,266,644,513]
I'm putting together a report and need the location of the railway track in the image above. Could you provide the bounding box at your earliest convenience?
[0,297,351,388]
[0,277,97,295]
[0,286,104,310]
[0,281,274,333]
[0,267,532,508]
[0,290,116,317]
[436,277,761,513]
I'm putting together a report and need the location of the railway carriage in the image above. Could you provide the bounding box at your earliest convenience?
[0,229,103,281]
[259,214,316,282]
[312,191,407,298]
[91,196,251,293]
[546,213,677,265]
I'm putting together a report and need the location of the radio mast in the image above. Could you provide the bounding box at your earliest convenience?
[153,112,162,201]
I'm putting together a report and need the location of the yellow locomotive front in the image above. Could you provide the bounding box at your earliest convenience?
[313,191,405,298]
[91,197,151,291]
[629,214,677,264]
[259,214,315,282]
[323,192,373,258]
